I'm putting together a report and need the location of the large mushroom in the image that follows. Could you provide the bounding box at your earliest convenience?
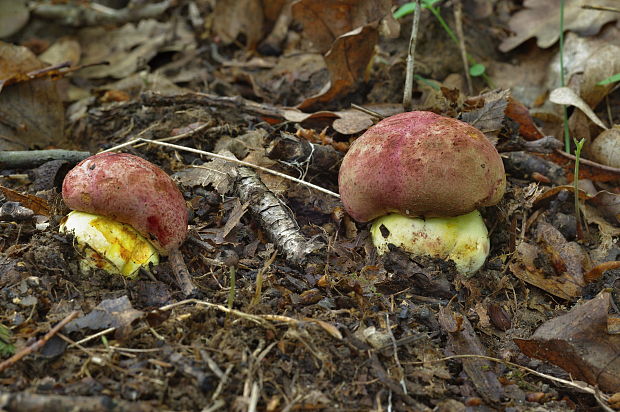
[60,152,188,278]
[338,111,506,274]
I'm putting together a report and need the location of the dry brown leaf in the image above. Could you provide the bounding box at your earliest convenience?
[38,37,81,66]
[0,185,50,216]
[438,307,503,404]
[298,25,377,111]
[213,0,287,49]
[549,87,607,130]
[240,53,327,104]
[212,0,264,48]
[332,103,401,134]
[461,89,510,144]
[78,20,194,79]
[583,261,620,284]
[64,295,144,341]
[515,291,620,392]
[504,97,544,140]
[500,0,619,52]
[0,0,29,39]
[0,42,64,150]
[591,126,620,169]
[589,190,620,226]
[292,0,392,53]
[509,230,587,301]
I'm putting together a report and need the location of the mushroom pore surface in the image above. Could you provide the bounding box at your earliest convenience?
[62,153,188,254]
[338,111,506,222]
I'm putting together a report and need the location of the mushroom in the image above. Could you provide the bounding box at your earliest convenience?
[60,152,188,278]
[338,111,506,275]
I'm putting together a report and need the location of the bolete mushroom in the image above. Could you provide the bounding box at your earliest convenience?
[338,111,505,274]
[60,152,188,278]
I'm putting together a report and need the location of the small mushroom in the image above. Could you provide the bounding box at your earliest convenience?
[60,152,188,278]
[338,111,506,274]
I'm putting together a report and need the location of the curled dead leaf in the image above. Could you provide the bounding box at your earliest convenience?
[515,291,620,392]
[500,0,619,52]
[549,87,607,130]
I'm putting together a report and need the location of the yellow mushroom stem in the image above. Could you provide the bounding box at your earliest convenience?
[59,210,159,278]
[370,210,490,275]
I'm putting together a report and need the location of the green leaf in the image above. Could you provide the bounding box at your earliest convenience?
[469,63,486,77]
[422,0,442,7]
[414,74,440,90]
[597,73,620,86]
[0,324,14,357]
[393,2,416,19]
[394,0,443,18]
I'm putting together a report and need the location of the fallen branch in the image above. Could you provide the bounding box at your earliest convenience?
[0,150,90,169]
[235,166,324,268]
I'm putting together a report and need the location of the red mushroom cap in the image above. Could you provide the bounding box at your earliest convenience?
[338,111,506,222]
[62,153,188,254]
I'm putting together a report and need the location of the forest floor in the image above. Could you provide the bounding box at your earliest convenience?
[1,0,620,411]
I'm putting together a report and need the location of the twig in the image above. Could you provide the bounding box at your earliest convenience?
[0,311,79,372]
[248,382,260,412]
[249,249,278,307]
[402,0,421,112]
[67,327,116,347]
[168,248,198,296]
[132,120,215,149]
[385,314,407,395]
[350,103,385,120]
[226,266,236,309]
[581,5,620,13]
[453,0,473,94]
[554,149,620,175]
[102,138,341,198]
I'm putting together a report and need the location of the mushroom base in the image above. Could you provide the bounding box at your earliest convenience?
[60,211,160,278]
[370,211,490,275]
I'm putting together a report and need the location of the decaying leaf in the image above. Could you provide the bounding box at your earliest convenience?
[298,25,378,110]
[64,295,144,340]
[212,0,286,48]
[0,185,50,216]
[515,291,620,392]
[174,151,238,195]
[212,0,264,48]
[39,37,81,66]
[583,260,620,284]
[78,19,194,79]
[0,0,29,39]
[292,0,392,53]
[438,307,503,404]
[504,97,544,140]
[549,87,607,130]
[509,221,589,300]
[461,89,510,143]
[500,0,620,52]
[542,31,620,142]
[331,103,401,134]
[591,126,620,169]
[0,42,64,150]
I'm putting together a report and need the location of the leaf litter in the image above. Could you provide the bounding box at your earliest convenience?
[0,0,619,411]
